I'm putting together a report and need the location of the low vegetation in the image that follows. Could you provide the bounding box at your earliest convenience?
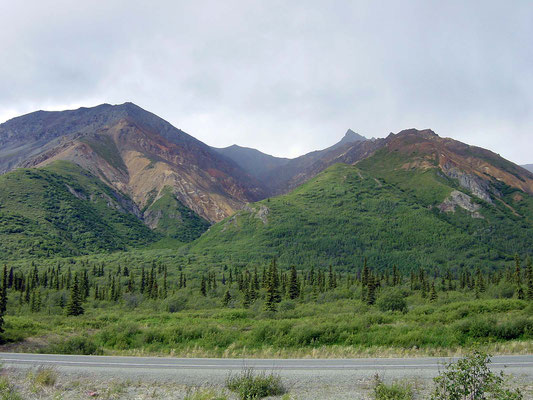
[226,369,286,399]
[373,375,414,400]
[0,251,531,357]
[431,352,523,400]
[0,376,23,400]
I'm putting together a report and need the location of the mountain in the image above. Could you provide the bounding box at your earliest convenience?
[212,144,290,182]
[187,129,533,270]
[523,164,533,173]
[329,129,366,150]
[0,103,266,231]
[0,161,159,259]
[215,129,370,193]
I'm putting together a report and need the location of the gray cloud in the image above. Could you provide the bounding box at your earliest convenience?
[1,0,532,162]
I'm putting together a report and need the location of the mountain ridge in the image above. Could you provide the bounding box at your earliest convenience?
[1,103,532,263]
[0,102,267,227]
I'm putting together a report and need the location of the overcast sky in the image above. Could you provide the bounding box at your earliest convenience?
[1,1,532,163]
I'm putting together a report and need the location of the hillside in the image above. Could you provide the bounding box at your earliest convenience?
[523,164,533,173]
[187,130,533,271]
[0,103,265,225]
[0,161,161,259]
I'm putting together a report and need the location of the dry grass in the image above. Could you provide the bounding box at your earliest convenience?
[98,340,533,359]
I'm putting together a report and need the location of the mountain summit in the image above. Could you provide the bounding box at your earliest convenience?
[332,129,366,149]
[0,103,266,229]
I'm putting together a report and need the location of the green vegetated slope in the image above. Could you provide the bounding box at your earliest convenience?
[144,186,210,242]
[188,159,533,271]
[0,161,159,259]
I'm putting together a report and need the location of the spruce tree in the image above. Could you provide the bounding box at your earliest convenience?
[288,266,300,300]
[0,265,7,313]
[222,289,231,307]
[430,282,437,302]
[526,257,533,301]
[200,276,207,297]
[264,259,280,312]
[366,274,376,305]
[66,274,84,316]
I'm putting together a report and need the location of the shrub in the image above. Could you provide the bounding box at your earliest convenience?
[373,375,413,400]
[42,336,103,355]
[163,295,188,313]
[123,293,141,310]
[31,366,58,387]
[0,376,23,400]
[431,351,523,400]
[376,288,407,312]
[278,300,296,312]
[226,369,286,399]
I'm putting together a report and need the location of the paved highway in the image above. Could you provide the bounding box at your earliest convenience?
[1,353,532,371]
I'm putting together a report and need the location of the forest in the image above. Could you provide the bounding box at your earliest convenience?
[0,251,531,357]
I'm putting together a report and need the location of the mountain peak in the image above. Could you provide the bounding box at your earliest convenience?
[342,129,366,142]
[329,129,366,150]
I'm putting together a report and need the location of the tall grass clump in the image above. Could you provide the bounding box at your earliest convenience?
[373,375,413,400]
[226,368,286,399]
[30,366,58,387]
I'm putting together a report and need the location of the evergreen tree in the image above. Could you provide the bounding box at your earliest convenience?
[526,257,533,301]
[222,289,231,307]
[476,268,486,293]
[362,258,369,287]
[514,254,522,287]
[200,276,207,297]
[288,266,300,300]
[66,274,84,316]
[0,265,7,313]
[366,274,376,305]
[430,282,438,302]
[264,259,280,312]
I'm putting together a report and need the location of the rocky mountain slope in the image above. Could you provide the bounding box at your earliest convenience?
[187,129,533,270]
[523,164,533,173]
[0,103,266,231]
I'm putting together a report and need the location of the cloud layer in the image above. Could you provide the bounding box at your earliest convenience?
[1,1,532,162]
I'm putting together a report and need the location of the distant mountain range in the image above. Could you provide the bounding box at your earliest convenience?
[1,102,532,264]
[523,164,533,173]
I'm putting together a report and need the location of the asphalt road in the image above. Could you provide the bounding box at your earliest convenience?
[1,353,532,371]
[1,353,532,399]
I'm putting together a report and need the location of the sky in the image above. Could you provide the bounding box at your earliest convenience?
[1,1,532,163]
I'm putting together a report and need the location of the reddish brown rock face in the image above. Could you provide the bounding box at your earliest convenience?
[0,103,266,224]
[381,129,533,202]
